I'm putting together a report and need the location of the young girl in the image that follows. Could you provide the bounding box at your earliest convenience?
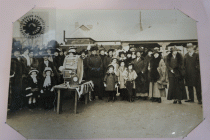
[104,65,118,102]
[40,67,56,110]
[25,68,40,109]
[125,63,138,102]
[116,61,128,100]
[110,57,119,74]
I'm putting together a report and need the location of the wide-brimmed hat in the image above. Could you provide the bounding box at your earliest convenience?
[107,64,114,70]
[29,68,39,75]
[170,46,180,51]
[68,48,76,53]
[22,46,30,53]
[153,47,162,54]
[107,49,114,53]
[147,48,153,53]
[80,49,88,55]
[186,43,194,48]
[12,47,22,53]
[90,46,98,51]
[112,56,118,60]
[135,47,144,53]
[126,50,132,55]
[119,51,126,57]
[128,63,134,68]
[44,67,53,73]
[99,48,105,53]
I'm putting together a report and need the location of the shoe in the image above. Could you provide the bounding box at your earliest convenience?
[178,101,182,104]
[198,101,202,104]
[158,98,161,103]
[185,100,194,102]
[173,100,177,104]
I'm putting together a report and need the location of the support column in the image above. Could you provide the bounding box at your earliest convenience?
[158,42,170,57]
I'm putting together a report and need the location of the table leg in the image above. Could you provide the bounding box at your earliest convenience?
[74,91,77,114]
[57,89,60,114]
[85,93,88,104]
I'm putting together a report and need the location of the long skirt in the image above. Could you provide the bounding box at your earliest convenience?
[135,74,148,97]
[167,77,187,100]
[149,82,166,98]
[126,81,134,100]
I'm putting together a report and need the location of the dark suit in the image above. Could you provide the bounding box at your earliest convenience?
[184,52,202,101]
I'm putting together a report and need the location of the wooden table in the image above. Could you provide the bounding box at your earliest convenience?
[54,81,93,114]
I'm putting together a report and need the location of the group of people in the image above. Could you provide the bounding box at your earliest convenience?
[9,42,202,112]
[81,43,202,105]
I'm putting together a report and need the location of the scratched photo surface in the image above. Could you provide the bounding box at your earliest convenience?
[6,9,203,139]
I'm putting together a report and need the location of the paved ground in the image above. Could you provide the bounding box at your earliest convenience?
[6,93,203,139]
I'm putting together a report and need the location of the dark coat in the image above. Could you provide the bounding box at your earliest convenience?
[166,53,187,100]
[53,56,61,71]
[166,53,185,78]
[30,58,39,69]
[133,57,147,93]
[104,73,118,91]
[87,54,103,79]
[20,56,30,75]
[144,55,153,73]
[149,56,161,82]
[81,56,89,80]
[9,57,24,110]
[126,57,133,66]
[184,52,200,86]
[133,57,147,74]
[104,56,112,71]
[25,75,41,96]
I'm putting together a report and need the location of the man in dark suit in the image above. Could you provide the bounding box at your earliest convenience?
[38,52,58,83]
[87,46,103,100]
[9,47,24,111]
[184,43,202,104]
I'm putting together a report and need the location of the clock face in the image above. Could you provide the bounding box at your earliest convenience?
[20,15,45,39]
[73,77,78,82]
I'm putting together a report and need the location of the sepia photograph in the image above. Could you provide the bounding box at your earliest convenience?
[6,8,203,139]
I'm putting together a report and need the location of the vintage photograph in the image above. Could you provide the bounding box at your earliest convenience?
[7,9,203,139]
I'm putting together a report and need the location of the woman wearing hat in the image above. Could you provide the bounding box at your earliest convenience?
[144,48,154,97]
[87,46,104,100]
[9,47,24,111]
[80,49,89,80]
[148,49,167,103]
[40,67,56,110]
[126,50,133,65]
[38,51,58,81]
[104,49,114,72]
[133,47,148,100]
[124,63,137,102]
[29,49,39,69]
[21,46,31,75]
[118,51,127,63]
[166,46,187,104]
[184,43,202,104]
[25,68,41,109]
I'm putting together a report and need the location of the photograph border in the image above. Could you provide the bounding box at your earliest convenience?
[1,0,210,140]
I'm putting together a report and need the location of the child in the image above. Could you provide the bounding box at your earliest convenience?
[116,61,128,100]
[40,67,56,110]
[125,63,138,102]
[25,68,40,109]
[104,65,118,102]
[110,57,119,75]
